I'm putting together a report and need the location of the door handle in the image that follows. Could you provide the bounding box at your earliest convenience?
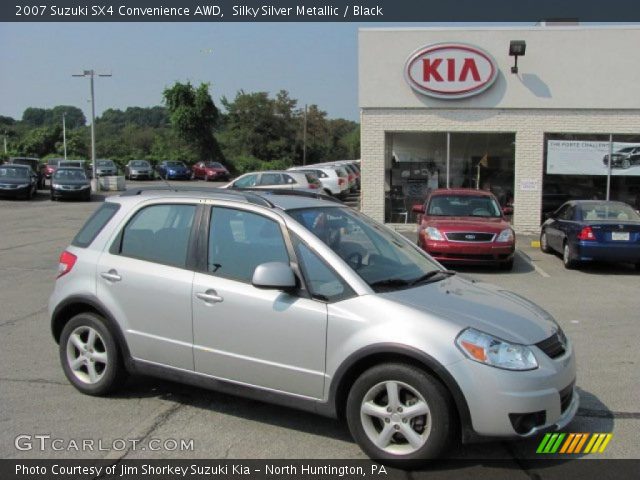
[100,270,122,282]
[196,290,223,304]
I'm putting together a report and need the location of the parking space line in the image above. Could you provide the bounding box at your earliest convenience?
[516,250,550,278]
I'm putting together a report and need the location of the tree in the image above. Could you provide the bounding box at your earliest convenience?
[22,106,85,128]
[163,82,223,162]
[18,125,61,157]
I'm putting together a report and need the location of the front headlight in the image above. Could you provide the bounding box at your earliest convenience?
[456,328,538,371]
[425,226,445,241]
[18,183,30,188]
[496,228,514,243]
[52,183,62,189]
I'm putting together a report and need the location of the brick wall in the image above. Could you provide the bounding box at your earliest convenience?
[360,109,640,233]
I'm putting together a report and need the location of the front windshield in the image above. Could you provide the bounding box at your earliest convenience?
[97,160,114,167]
[130,160,148,167]
[47,159,60,166]
[428,194,502,218]
[288,207,443,291]
[53,169,87,180]
[206,162,224,168]
[167,161,184,167]
[0,166,29,179]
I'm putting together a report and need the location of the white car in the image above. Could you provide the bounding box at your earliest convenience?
[224,170,321,191]
[287,166,349,197]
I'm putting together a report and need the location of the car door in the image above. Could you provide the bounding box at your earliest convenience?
[554,205,576,249]
[97,202,199,370]
[191,205,327,398]
[544,204,568,251]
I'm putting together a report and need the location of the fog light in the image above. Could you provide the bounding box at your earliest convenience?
[509,411,546,434]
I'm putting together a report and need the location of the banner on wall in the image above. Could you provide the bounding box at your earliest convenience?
[547,140,640,176]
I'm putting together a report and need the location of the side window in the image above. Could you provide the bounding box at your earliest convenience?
[283,174,296,184]
[119,204,196,268]
[233,174,257,188]
[208,207,289,283]
[259,173,282,185]
[559,206,574,220]
[72,203,120,248]
[292,235,353,303]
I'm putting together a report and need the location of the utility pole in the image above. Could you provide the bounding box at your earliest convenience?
[3,131,6,154]
[72,70,112,192]
[62,112,67,160]
[302,104,308,166]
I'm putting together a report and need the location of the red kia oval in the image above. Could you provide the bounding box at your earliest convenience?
[405,43,498,99]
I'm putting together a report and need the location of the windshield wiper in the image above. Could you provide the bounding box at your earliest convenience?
[369,278,412,291]
[408,270,456,286]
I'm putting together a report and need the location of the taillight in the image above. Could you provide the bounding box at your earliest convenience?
[577,226,596,241]
[57,251,77,278]
[338,178,345,185]
[309,183,319,189]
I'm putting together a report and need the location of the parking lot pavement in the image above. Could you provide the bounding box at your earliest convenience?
[0,190,638,467]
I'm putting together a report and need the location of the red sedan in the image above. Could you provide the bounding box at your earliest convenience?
[192,161,230,181]
[413,188,515,270]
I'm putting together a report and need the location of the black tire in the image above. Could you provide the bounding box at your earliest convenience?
[323,189,333,197]
[346,363,455,467]
[540,230,552,253]
[563,242,578,269]
[84,192,91,202]
[499,258,514,271]
[59,313,127,396]
[635,263,640,271]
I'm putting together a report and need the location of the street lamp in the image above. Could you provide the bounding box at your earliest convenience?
[62,112,67,160]
[72,69,112,192]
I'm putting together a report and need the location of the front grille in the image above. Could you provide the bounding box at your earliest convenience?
[536,330,566,359]
[559,382,575,413]
[445,232,495,242]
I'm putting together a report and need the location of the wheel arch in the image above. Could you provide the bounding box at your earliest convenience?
[51,295,132,367]
[328,344,473,441]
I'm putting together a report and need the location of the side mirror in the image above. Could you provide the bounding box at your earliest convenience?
[252,262,296,291]
[412,204,425,214]
[502,206,514,215]
[544,211,555,220]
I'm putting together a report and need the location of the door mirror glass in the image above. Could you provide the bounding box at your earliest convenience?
[252,262,296,291]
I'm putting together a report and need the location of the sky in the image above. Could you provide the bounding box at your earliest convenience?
[0,22,369,122]
[0,22,541,123]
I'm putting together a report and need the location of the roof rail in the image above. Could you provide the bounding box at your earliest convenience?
[119,186,275,207]
[239,188,345,204]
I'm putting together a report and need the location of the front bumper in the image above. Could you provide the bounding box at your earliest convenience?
[129,171,153,179]
[448,339,577,438]
[166,172,191,180]
[96,170,117,176]
[51,186,90,198]
[0,184,30,197]
[425,240,515,264]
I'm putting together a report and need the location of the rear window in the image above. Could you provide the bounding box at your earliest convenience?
[72,203,120,248]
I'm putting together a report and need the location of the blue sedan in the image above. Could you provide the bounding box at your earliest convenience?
[540,200,640,269]
[156,161,191,180]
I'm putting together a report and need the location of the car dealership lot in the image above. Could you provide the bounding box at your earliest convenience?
[0,185,638,471]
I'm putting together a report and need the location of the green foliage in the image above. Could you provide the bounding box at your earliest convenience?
[2,89,360,169]
[163,82,223,162]
[22,106,86,128]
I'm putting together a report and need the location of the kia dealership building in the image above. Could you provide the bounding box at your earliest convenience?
[358,25,640,232]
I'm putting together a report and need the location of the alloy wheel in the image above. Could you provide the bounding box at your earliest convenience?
[360,380,432,455]
[66,326,108,384]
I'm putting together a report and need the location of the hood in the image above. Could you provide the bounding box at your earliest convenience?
[379,275,557,345]
[426,217,509,233]
[53,179,90,186]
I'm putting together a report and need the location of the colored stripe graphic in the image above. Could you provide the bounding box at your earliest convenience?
[537,433,612,454]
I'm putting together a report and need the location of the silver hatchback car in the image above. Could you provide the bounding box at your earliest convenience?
[49,188,577,465]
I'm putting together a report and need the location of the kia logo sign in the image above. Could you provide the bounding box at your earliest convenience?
[404,43,498,99]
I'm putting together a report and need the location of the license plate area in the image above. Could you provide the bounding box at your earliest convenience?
[611,232,630,241]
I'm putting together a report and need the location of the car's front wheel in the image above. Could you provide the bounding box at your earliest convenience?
[59,313,127,396]
[540,230,552,253]
[346,363,454,466]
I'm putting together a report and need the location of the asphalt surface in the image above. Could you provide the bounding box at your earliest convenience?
[0,181,638,472]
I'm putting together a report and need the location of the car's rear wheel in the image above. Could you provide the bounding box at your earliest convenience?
[540,230,552,253]
[346,363,454,466]
[59,313,127,396]
[563,242,578,269]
